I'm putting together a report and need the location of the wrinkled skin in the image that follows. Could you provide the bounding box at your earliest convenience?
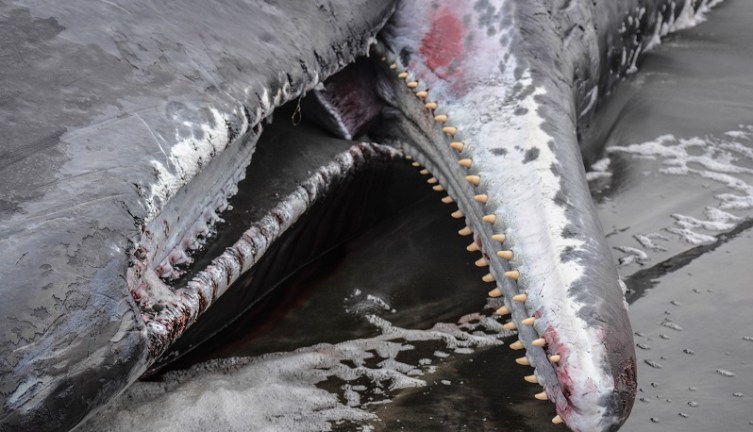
[0,1,715,431]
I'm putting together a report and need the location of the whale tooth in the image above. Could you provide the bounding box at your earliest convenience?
[411,161,420,167]
[458,158,472,168]
[522,317,536,326]
[406,81,418,88]
[389,63,397,70]
[419,169,429,175]
[441,196,454,204]
[549,355,561,363]
[516,356,530,366]
[505,270,520,280]
[466,242,479,252]
[524,374,539,384]
[512,293,527,302]
[497,250,513,259]
[509,340,524,349]
[398,71,408,79]
[532,338,546,347]
[552,415,563,424]
[415,90,428,98]
[535,391,548,401]
[475,257,488,267]
[458,226,472,236]
[425,102,438,109]
[466,175,480,186]
[504,321,517,331]
[495,305,509,315]
[405,155,413,160]
[474,194,488,204]
[450,142,464,152]
[442,126,457,136]
[427,177,438,184]
[483,214,496,224]
[432,185,444,191]
[488,287,503,298]
[481,273,494,283]
[492,234,506,243]
[434,114,448,122]
[451,210,464,219]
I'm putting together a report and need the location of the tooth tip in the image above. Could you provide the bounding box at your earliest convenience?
[465,175,480,186]
[524,374,538,384]
[532,338,546,347]
[494,305,509,315]
[434,114,448,122]
[521,317,535,326]
[552,415,563,424]
[512,293,527,302]
[441,196,454,204]
[534,391,548,401]
[515,357,530,366]
[509,340,523,349]
[473,194,488,204]
[482,214,496,224]
[549,355,561,363]
[458,227,472,236]
[488,288,502,298]
[450,142,464,152]
[481,273,494,283]
[504,270,520,280]
[432,185,444,191]
[491,234,506,243]
[407,81,418,88]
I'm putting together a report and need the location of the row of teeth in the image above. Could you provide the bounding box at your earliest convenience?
[382,56,563,426]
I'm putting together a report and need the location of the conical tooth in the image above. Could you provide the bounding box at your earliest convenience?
[488,287,503,298]
[532,338,546,347]
[407,81,418,89]
[466,175,480,186]
[389,63,398,70]
[512,293,527,302]
[524,374,539,384]
[503,321,517,331]
[483,214,496,224]
[534,391,548,401]
[475,257,488,267]
[450,142,464,152]
[458,226,472,236]
[474,194,488,204]
[466,242,479,252]
[419,169,429,175]
[522,317,536,326]
[497,250,513,260]
[549,355,561,363]
[432,185,444,191]
[552,415,563,424]
[425,102,438,110]
[405,155,413,160]
[434,114,448,123]
[441,196,454,204]
[416,90,428,98]
[442,126,458,136]
[451,210,464,219]
[492,234,506,243]
[458,159,472,168]
[495,305,509,315]
[427,177,438,184]
[398,72,408,79]
[481,273,495,283]
[515,356,530,366]
[509,340,524,350]
[505,270,520,280]
[411,161,420,167]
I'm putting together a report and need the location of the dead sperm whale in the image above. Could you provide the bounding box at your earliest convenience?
[0,0,720,431]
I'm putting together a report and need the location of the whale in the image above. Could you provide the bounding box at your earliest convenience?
[0,1,720,431]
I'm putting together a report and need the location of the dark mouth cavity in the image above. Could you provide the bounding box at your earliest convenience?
[148,59,436,371]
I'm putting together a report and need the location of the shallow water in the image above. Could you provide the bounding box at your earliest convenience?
[79,1,753,431]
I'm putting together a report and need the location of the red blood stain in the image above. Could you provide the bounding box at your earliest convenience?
[543,325,575,423]
[419,8,464,79]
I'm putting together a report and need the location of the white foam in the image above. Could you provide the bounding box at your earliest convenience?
[79,312,506,432]
[603,127,753,260]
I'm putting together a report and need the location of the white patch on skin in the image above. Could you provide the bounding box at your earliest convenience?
[145,108,233,223]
